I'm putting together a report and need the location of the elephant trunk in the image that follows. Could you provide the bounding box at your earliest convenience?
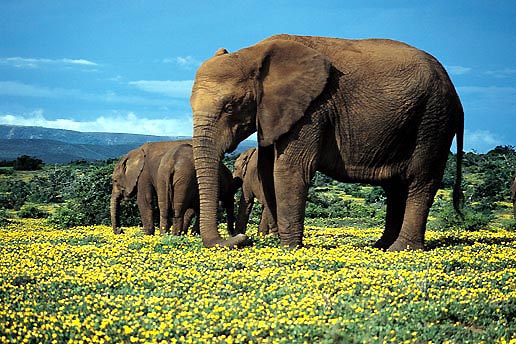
[193,120,249,248]
[110,189,123,234]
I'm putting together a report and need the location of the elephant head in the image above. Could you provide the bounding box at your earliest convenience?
[111,148,145,234]
[191,38,330,248]
[233,147,257,188]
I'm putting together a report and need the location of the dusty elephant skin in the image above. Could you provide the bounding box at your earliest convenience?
[190,34,464,250]
[233,147,277,235]
[110,140,190,235]
[511,176,516,219]
[156,143,236,236]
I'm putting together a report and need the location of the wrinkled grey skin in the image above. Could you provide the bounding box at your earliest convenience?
[511,176,516,219]
[111,140,189,234]
[191,34,463,250]
[156,143,236,236]
[233,147,277,235]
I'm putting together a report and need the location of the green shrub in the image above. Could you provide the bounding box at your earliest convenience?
[0,179,30,210]
[18,204,49,219]
[0,208,10,226]
[46,204,85,230]
[432,201,493,231]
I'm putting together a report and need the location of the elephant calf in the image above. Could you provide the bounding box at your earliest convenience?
[233,147,277,235]
[156,143,236,236]
[111,140,190,235]
[111,140,236,236]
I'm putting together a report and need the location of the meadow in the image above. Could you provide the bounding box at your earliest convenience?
[1,219,515,343]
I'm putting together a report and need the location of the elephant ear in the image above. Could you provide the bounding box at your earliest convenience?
[241,148,256,178]
[253,39,331,146]
[120,148,145,195]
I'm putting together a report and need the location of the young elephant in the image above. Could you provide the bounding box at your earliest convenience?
[233,147,277,235]
[156,143,236,236]
[111,140,190,234]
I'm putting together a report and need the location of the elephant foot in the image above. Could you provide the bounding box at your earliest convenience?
[387,239,424,252]
[373,238,392,250]
[279,238,303,249]
[143,228,155,235]
[205,233,252,249]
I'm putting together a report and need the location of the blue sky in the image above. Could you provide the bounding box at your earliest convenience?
[0,1,515,152]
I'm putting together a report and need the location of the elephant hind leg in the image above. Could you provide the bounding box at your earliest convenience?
[387,180,440,251]
[374,183,408,250]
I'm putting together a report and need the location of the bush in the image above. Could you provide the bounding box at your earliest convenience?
[13,155,43,171]
[0,180,30,210]
[28,167,77,204]
[72,164,113,226]
[46,205,85,230]
[432,201,493,231]
[0,208,10,226]
[18,204,49,219]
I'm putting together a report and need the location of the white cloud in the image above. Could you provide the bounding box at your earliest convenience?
[485,68,516,78]
[0,81,178,107]
[129,80,193,98]
[0,57,98,69]
[445,65,471,76]
[0,81,63,98]
[464,129,503,153]
[457,86,516,111]
[0,111,193,137]
[163,56,202,70]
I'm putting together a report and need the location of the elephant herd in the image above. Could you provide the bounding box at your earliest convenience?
[111,141,273,238]
[112,34,472,251]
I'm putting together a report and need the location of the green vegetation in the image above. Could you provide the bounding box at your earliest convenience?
[1,146,515,231]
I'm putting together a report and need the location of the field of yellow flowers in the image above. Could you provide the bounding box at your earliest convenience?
[1,219,515,343]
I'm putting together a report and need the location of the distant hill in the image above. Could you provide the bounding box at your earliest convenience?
[0,138,143,164]
[0,125,180,146]
[0,125,256,164]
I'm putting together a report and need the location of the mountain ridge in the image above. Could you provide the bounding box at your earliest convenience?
[0,125,255,164]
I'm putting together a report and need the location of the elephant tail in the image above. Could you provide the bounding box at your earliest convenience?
[452,104,464,218]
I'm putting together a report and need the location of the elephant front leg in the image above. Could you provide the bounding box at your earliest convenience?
[274,166,309,248]
[183,208,196,234]
[258,205,277,235]
[258,207,270,235]
[374,183,408,250]
[172,207,185,236]
[263,206,278,235]
[235,193,254,235]
[137,187,155,235]
[158,207,171,235]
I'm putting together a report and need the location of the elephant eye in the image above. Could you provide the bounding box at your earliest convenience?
[223,103,233,114]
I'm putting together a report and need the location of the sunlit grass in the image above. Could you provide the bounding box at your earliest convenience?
[1,219,515,343]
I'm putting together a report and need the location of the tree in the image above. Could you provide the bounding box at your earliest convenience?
[13,155,43,171]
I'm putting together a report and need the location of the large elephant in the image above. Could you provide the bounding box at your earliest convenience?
[111,140,189,234]
[190,34,464,251]
[156,142,236,235]
[233,147,277,235]
[511,176,516,219]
